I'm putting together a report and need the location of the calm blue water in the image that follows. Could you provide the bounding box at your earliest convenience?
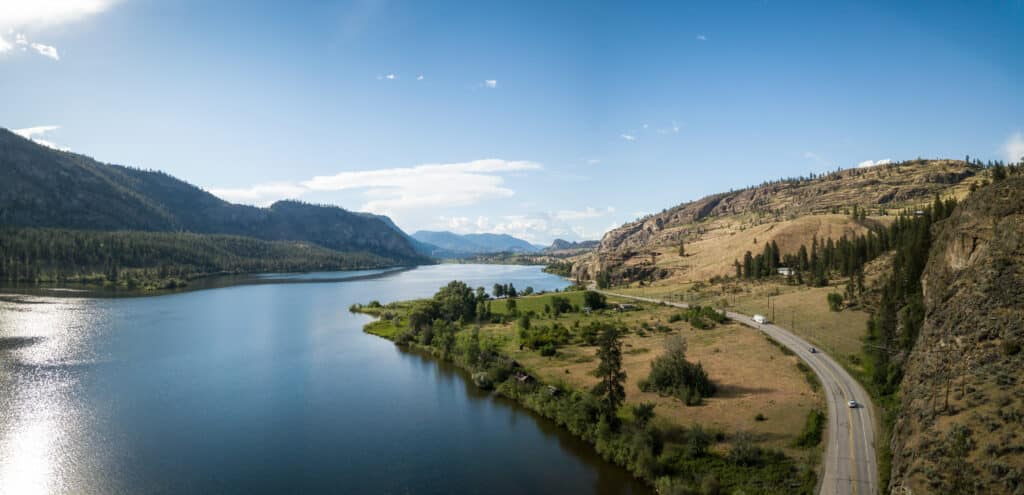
[0,264,650,494]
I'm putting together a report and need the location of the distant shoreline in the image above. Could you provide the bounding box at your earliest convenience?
[0,266,417,299]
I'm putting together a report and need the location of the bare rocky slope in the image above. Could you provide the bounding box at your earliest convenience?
[573,160,980,284]
[887,177,1024,494]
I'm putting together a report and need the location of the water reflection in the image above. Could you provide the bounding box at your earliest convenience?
[1,297,94,493]
[0,265,650,495]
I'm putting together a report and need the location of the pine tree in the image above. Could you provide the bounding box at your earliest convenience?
[592,324,626,428]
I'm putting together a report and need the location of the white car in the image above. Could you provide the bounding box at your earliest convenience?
[848,400,858,408]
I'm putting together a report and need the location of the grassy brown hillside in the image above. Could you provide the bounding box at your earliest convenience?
[573,159,981,285]
[887,176,1024,494]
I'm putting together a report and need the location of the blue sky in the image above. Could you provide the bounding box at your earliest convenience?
[2,0,1021,243]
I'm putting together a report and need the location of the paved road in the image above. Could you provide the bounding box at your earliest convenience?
[599,290,878,495]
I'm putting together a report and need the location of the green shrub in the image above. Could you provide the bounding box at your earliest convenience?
[583,290,608,310]
[641,335,716,402]
[794,409,825,447]
[827,292,843,311]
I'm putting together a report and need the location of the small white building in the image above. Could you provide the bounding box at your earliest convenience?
[753,314,767,324]
[777,267,794,276]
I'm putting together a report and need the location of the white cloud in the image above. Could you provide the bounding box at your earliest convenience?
[1,32,59,60]
[416,74,424,81]
[30,42,58,60]
[0,0,118,29]
[857,158,892,168]
[587,159,601,165]
[301,159,541,213]
[657,121,680,134]
[554,206,615,221]
[696,34,707,41]
[207,182,306,206]
[0,1,119,61]
[378,73,396,80]
[13,125,70,151]
[484,79,497,89]
[1004,132,1024,163]
[620,133,636,141]
[218,157,540,210]
[432,205,617,243]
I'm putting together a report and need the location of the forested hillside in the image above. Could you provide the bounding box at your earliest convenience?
[0,128,425,263]
[0,227,396,290]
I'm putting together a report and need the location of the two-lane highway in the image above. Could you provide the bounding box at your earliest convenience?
[599,290,878,495]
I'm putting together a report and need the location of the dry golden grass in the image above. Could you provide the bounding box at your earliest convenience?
[479,302,823,455]
[617,214,874,282]
[616,279,872,375]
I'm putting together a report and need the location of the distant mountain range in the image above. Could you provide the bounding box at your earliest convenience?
[0,128,427,265]
[410,231,542,257]
[0,128,598,271]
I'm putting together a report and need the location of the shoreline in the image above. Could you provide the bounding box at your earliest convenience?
[352,297,818,494]
[0,265,418,299]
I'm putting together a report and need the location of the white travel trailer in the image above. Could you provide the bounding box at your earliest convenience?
[753,314,767,325]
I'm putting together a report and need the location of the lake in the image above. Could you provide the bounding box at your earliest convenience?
[0,264,651,494]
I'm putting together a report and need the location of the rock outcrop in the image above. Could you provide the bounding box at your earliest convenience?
[574,160,979,284]
[888,177,1024,494]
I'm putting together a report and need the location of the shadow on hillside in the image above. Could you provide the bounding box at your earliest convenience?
[715,383,775,398]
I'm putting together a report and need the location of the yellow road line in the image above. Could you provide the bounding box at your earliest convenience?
[817,356,858,495]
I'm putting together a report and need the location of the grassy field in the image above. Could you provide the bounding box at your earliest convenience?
[616,279,872,377]
[476,292,823,456]
[352,288,823,492]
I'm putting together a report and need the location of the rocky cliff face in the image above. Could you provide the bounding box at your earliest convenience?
[888,177,1024,494]
[573,160,979,283]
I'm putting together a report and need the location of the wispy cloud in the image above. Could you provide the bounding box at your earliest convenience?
[1004,132,1024,163]
[803,151,832,168]
[587,159,601,165]
[620,133,636,141]
[0,0,120,61]
[207,182,306,207]
[696,34,707,41]
[0,0,118,28]
[0,32,59,60]
[30,42,59,60]
[13,125,69,151]
[300,159,541,213]
[212,159,542,212]
[435,205,616,243]
[554,206,615,221]
[857,158,892,168]
[657,121,680,134]
[416,74,424,81]
[484,79,497,89]
[377,73,396,80]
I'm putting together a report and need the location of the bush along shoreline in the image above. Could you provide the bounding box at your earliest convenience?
[351,281,817,494]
